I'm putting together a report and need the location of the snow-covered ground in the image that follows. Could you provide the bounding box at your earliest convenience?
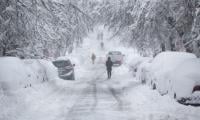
[1,25,200,120]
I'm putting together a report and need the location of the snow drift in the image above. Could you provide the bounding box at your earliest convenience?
[0,57,57,91]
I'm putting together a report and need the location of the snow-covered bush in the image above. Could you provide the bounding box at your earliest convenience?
[148,52,196,95]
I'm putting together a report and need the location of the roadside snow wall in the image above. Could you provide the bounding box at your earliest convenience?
[0,57,57,92]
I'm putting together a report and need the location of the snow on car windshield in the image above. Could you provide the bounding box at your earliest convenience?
[53,60,71,68]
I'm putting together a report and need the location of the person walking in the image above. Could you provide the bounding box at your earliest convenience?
[106,57,113,79]
[91,53,96,64]
[100,42,104,50]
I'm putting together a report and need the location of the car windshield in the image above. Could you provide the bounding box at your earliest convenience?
[53,60,71,68]
[109,51,122,55]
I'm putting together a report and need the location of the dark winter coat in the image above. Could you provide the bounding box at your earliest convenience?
[92,54,96,60]
[106,59,113,71]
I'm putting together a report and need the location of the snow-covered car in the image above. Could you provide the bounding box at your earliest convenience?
[148,52,196,95]
[129,57,151,77]
[136,58,152,84]
[107,51,124,66]
[169,58,200,105]
[53,58,75,80]
[147,52,200,105]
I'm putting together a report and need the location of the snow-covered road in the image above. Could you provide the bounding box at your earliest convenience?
[64,65,200,120]
[65,66,132,120]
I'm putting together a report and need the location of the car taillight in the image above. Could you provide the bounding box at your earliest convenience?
[117,61,121,63]
[192,85,200,93]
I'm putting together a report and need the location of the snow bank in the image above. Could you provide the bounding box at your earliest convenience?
[0,57,58,91]
[38,59,58,81]
[0,57,82,120]
[0,57,31,91]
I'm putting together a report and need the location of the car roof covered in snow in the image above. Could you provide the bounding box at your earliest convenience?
[54,56,70,62]
[150,51,196,73]
[172,58,200,83]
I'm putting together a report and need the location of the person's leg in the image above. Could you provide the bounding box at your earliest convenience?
[107,70,109,79]
[110,70,112,78]
[108,70,111,79]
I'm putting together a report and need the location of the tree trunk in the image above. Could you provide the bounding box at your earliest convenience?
[2,47,6,56]
[165,39,172,51]
[193,41,200,57]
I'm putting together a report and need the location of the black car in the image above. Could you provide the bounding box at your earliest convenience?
[53,59,75,80]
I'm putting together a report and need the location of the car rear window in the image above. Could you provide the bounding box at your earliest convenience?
[109,51,122,55]
[53,60,71,68]
[193,85,200,93]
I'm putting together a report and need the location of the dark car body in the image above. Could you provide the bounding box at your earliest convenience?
[52,59,75,80]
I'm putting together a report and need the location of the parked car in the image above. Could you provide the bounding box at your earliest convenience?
[147,52,200,106]
[136,58,152,84]
[52,58,75,80]
[129,56,151,77]
[107,51,124,66]
[148,52,196,95]
[170,58,200,106]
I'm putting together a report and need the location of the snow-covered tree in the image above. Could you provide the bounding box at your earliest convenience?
[0,0,94,58]
[93,0,199,57]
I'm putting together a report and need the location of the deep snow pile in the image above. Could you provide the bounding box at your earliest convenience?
[0,57,58,92]
[0,57,58,120]
[0,57,31,91]
[0,56,89,120]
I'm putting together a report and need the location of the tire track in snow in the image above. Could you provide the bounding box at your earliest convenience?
[64,66,131,120]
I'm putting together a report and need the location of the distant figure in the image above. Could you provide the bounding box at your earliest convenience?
[106,57,113,79]
[91,53,96,64]
[100,42,104,50]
